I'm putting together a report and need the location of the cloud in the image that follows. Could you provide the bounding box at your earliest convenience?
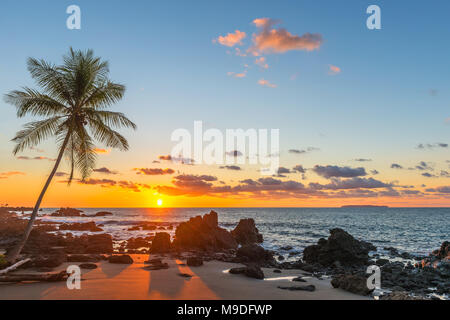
[78,178,117,187]
[354,158,372,162]
[309,177,391,190]
[93,148,110,154]
[227,71,247,78]
[328,65,341,75]
[249,18,323,55]
[93,167,118,175]
[391,163,403,169]
[415,161,433,171]
[214,30,246,47]
[258,79,276,88]
[426,186,450,194]
[312,165,367,178]
[416,143,448,150]
[371,170,379,175]
[54,172,68,177]
[77,178,150,192]
[292,165,306,173]
[16,156,55,161]
[0,171,25,179]
[255,57,269,69]
[133,168,175,175]
[158,155,194,165]
[289,147,319,154]
[220,165,241,171]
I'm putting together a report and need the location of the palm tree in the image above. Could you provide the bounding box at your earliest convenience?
[4,48,136,263]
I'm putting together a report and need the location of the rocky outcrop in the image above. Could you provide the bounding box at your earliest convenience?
[236,244,275,266]
[229,265,264,279]
[59,222,103,232]
[303,228,376,267]
[50,208,83,217]
[231,219,263,245]
[172,211,237,251]
[150,232,171,253]
[331,274,373,295]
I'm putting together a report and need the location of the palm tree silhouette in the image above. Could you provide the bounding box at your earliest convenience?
[4,48,136,262]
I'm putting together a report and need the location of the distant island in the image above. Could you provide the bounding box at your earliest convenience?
[341,205,389,208]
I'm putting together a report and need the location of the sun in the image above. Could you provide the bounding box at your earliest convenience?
[157,199,163,206]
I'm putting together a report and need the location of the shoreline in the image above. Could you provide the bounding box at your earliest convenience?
[0,254,370,300]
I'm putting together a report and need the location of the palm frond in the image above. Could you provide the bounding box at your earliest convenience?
[81,82,125,110]
[72,123,97,181]
[84,110,136,130]
[11,117,63,155]
[5,88,69,118]
[87,116,130,151]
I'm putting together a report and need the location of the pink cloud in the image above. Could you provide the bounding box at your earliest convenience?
[250,18,323,54]
[258,79,276,88]
[328,65,341,75]
[255,57,269,69]
[215,30,246,47]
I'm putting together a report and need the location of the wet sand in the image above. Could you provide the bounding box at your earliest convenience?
[0,254,370,300]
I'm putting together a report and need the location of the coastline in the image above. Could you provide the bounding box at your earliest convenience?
[0,254,369,300]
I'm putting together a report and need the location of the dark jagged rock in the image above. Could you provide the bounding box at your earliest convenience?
[231,218,263,245]
[108,254,133,264]
[50,208,83,217]
[229,265,264,279]
[173,211,237,251]
[236,244,275,265]
[187,257,203,267]
[292,276,307,282]
[59,222,103,232]
[331,274,373,295]
[143,260,169,270]
[150,232,171,253]
[303,228,375,267]
[126,237,151,249]
[277,285,315,292]
[379,291,424,300]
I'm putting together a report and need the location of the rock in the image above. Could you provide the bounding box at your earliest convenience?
[292,276,307,282]
[144,262,169,270]
[236,244,275,265]
[79,263,97,269]
[273,269,282,273]
[84,234,113,253]
[376,258,389,266]
[303,228,376,267]
[50,208,83,217]
[28,252,67,268]
[229,265,264,279]
[277,285,315,292]
[277,255,285,261]
[173,211,237,251]
[331,274,373,295]
[126,237,151,249]
[178,273,193,278]
[379,291,424,300]
[231,218,263,245]
[144,258,162,264]
[94,211,113,217]
[280,246,293,251]
[187,257,203,267]
[150,232,171,253]
[59,222,103,232]
[108,255,133,264]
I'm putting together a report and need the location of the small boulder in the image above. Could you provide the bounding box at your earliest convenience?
[236,244,274,264]
[229,265,264,280]
[277,285,315,292]
[79,263,98,269]
[108,255,133,264]
[331,274,373,295]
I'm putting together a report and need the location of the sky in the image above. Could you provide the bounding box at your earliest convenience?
[0,0,449,207]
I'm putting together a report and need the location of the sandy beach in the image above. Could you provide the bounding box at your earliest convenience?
[0,254,369,300]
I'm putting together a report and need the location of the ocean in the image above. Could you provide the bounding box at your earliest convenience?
[32,207,449,258]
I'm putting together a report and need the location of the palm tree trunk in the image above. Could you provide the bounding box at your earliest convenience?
[6,132,71,263]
